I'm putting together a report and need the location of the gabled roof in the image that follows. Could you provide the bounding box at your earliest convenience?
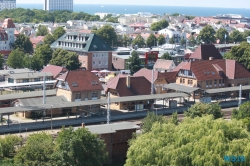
[177,59,250,81]
[51,32,113,52]
[106,75,151,97]
[153,59,175,70]
[41,65,68,79]
[56,70,103,92]
[133,68,159,83]
[189,44,223,60]
[159,71,178,83]
[2,18,15,28]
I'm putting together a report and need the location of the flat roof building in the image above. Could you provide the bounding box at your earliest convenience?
[44,0,73,12]
[0,0,16,11]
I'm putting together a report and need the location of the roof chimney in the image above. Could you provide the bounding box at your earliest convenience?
[209,57,214,60]
[126,75,130,88]
[82,123,85,128]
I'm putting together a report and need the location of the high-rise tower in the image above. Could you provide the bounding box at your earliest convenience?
[44,0,73,12]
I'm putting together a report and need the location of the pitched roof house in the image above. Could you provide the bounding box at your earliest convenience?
[153,59,176,72]
[55,70,103,102]
[41,65,68,79]
[189,44,223,61]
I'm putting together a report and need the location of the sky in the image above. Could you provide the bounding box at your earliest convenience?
[16,0,250,8]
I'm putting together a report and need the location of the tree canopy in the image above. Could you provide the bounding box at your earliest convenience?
[36,25,48,36]
[53,27,66,40]
[121,34,132,47]
[198,25,216,44]
[142,112,167,133]
[126,51,141,74]
[157,34,166,45]
[216,28,229,44]
[94,25,117,47]
[33,44,53,66]
[13,34,33,53]
[0,135,21,158]
[50,48,81,70]
[223,42,250,69]
[160,52,172,60]
[44,34,56,45]
[0,8,100,23]
[0,54,4,69]
[184,102,223,119]
[6,49,25,69]
[230,30,244,43]
[146,34,157,48]
[132,34,145,48]
[150,20,169,31]
[125,116,250,166]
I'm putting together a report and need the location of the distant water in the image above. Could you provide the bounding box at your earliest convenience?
[16,4,250,18]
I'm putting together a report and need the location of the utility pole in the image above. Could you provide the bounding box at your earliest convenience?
[107,92,110,124]
[151,69,155,111]
[43,76,46,104]
[238,84,242,108]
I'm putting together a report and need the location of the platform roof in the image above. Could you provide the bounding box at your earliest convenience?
[205,85,250,94]
[0,92,188,114]
[163,83,200,94]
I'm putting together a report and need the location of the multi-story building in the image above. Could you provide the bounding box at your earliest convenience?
[51,32,113,71]
[0,18,15,56]
[0,0,16,11]
[44,0,73,12]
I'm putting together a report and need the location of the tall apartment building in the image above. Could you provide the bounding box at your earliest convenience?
[44,0,73,12]
[0,0,16,11]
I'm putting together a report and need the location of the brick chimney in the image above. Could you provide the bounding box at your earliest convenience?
[126,75,130,88]
[82,123,85,128]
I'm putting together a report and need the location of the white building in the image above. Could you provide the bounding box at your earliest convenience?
[247,36,250,44]
[0,0,16,11]
[0,18,16,56]
[158,28,186,44]
[44,0,73,12]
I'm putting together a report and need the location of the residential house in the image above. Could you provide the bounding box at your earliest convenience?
[175,59,250,98]
[153,59,176,72]
[51,32,113,71]
[41,65,68,79]
[247,36,250,43]
[105,75,152,110]
[30,36,44,48]
[158,28,186,43]
[134,68,177,94]
[189,44,223,61]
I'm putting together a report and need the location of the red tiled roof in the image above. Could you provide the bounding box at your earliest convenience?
[2,18,15,28]
[41,65,68,78]
[177,59,250,81]
[172,62,189,72]
[56,70,103,92]
[159,71,178,83]
[0,50,11,55]
[106,75,151,97]
[134,68,159,83]
[189,44,223,60]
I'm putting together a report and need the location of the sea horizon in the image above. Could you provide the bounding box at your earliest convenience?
[16,4,250,18]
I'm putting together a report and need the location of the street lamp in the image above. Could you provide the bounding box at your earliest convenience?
[51,105,53,131]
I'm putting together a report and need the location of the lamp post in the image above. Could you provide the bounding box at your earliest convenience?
[51,105,53,131]
[19,121,21,136]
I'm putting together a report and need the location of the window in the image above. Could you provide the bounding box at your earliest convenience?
[214,79,217,86]
[8,78,14,83]
[99,61,101,65]
[35,78,40,82]
[92,92,97,98]
[23,79,29,83]
[180,78,182,83]
[183,79,185,84]
[75,93,81,99]
[206,81,209,87]
[93,61,95,65]
[210,80,212,87]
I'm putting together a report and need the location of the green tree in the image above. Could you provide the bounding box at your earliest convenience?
[13,34,33,53]
[94,25,117,47]
[141,112,167,133]
[232,102,250,119]
[243,30,250,40]
[180,37,186,46]
[126,116,250,166]
[53,127,108,166]
[189,35,197,46]
[6,49,25,69]
[157,34,166,45]
[23,54,43,71]
[160,52,172,60]
[170,111,178,125]
[0,54,4,69]
[132,34,145,48]
[36,25,48,36]
[198,25,216,44]
[216,28,229,44]
[0,135,21,158]
[50,48,81,70]
[150,20,169,31]
[169,37,175,44]
[223,42,250,69]
[122,34,132,47]
[33,44,53,66]
[230,30,244,43]
[126,51,141,74]
[44,33,56,45]
[14,132,54,165]
[171,13,180,16]
[53,27,65,40]
[184,102,223,119]
[146,33,157,48]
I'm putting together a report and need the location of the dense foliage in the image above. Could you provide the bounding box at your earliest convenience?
[157,34,166,45]
[50,48,81,70]
[36,25,48,36]
[6,49,25,69]
[0,8,100,23]
[132,34,145,48]
[13,34,33,53]
[216,28,229,44]
[126,51,141,74]
[160,52,172,60]
[126,116,250,166]
[232,102,250,131]
[223,42,250,69]
[94,25,117,47]
[146,34,157,47]
[0,135,21,158]
[230,30,244,43]
[184,102,223,119]
[198,25,216,44]
[141,112,167,133]
[150,20,169,31]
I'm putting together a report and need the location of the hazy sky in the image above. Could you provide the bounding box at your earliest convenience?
[17,0,250,8]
